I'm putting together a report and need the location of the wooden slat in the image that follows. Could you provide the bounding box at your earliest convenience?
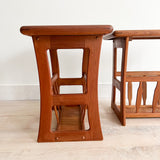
[126,112,160,118]
[142,82,147,105]
[118,105,160,113]
[57,78,84,85]
[126,105,160,108]
[116,71,160,77]
[128,82,132,105]
[57,106,82,131]
[136,82,143,113]
[126,76,160,82]
[52,94,87,106]
[152,81,160,112]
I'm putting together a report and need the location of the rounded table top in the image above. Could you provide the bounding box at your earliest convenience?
[20,25,113,36]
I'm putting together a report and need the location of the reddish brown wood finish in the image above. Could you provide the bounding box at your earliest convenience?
[20,25,113,36]
[128,82,132,105]
[20,25,113,142]
[103,30,160,40]
[103,30,160,125]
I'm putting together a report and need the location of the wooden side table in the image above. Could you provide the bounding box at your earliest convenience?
[104,30,160,126]
[20,25,113,142]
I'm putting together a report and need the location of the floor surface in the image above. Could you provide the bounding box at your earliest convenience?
[0,99,160,160]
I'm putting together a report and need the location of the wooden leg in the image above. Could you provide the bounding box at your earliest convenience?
[111,46,117,110]
[32,36,53,142]
[111,38,129,125]
[120,37,129,126]
[85,36,103,140]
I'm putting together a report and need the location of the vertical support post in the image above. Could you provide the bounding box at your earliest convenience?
[111,41,117,109]
[120,37,129,126]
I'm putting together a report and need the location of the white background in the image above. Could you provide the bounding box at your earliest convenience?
[1,0,160,100]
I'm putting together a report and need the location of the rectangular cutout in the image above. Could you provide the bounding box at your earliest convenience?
[60,85,83,94]
[116,48,123,72]
[57,49,83,78]
[116,48,123,81]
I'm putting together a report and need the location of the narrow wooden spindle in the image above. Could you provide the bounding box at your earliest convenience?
[128,82,132,105]
[142,81,147,105]
[136,82,143,113]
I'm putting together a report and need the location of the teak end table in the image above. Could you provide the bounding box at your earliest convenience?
[104,30,160,126]
[20,25,113,142]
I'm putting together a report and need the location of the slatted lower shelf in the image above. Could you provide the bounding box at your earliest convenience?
[117,105,160,118]
[57,106,83,131]
[126,105,160,113]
